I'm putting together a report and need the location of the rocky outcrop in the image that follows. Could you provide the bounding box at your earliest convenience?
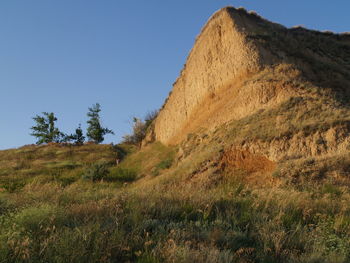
[148,6,350,163]
[153,7,283,145]
[239,124,350,162]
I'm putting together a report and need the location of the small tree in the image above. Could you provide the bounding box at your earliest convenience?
[122,110,158,147]
[30,112,64,144]
[73,125,85,145]
[86,103,114,143]
[144,110,158,128]
[65,124,85,145]
[122,118,146,146]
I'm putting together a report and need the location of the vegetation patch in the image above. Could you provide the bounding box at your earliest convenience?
[82,163,111,182]
[108,167,137,182]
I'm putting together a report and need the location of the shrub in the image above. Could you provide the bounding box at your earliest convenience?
[82,163,110,182]
[122,118,147,146]
[122,110,158,146]
[112,144,128,161]
[13,204,58,233]
[152,158,173,176]
[156,158,173,170]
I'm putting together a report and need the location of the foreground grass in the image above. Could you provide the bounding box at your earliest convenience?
[0,143,350,262]
[1,174,350,263]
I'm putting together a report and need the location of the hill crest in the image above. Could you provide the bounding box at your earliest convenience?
[145,6,350,162]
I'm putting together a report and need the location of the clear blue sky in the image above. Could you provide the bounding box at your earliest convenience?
[1,0,349,149]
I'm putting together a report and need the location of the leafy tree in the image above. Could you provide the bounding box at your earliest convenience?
[144,110,158,128]
[122,118,146,146]
[122,110,158,147]
[30,112,64,144]
[65,124,85,145]
[86,103,114,143]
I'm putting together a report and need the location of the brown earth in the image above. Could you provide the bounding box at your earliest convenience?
[145,6,350,170]
[138,5,350,190]
[220,148,276,173]
[153,7,276,145]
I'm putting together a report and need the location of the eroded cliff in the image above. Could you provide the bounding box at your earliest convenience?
[148,6,350,163]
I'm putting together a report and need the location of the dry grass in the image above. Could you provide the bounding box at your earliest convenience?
[0,139,350,262]
[0,143,143,192]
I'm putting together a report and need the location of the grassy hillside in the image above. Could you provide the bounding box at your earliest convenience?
[1,141,350,263]
[0,143,127,192]
[1,7,350,263]
[1,9,350,262]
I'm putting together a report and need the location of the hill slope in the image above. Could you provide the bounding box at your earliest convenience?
[149,6,350,162]
[1,6,350,263]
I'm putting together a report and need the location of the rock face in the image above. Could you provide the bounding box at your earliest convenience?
[153,7,271,144]
[238,124,350,162]
[149,6,350,161]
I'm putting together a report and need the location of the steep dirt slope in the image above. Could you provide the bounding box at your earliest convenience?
[147,6,350,164]
[152,7,278,145]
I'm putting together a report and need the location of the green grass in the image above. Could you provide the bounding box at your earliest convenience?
[1,170,350,262]
[108,167,138,182]
[117,142,175,176]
